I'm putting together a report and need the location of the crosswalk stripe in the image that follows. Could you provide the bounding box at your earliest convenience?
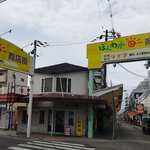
[27,142,78,150]
[8,141,95,150]
[18,144,56,150]
[8,146,32,150]
[51,141,85,147]
[33,141,95,150]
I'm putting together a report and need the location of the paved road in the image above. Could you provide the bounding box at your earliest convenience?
[0,136,28,150]
[1,122,150,150]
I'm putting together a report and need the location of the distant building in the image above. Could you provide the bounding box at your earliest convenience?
[128,71,150,124]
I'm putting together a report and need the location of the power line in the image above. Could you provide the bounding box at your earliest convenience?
[48,40,91,47]
[22,39,92,49]
[107,0,114,31]
[118,63,146,78]
[96,0,104,32]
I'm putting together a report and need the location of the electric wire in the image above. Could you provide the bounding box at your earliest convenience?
[107,0,114,31]
[22,39,93,49]
[48,40,91,47]
[96,0,104,32]
[118,63,146,78]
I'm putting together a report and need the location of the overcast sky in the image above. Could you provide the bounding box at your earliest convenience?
[0,0,150,94]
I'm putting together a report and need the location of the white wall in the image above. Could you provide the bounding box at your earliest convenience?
[33,71,88,95]
[3,70,28,95]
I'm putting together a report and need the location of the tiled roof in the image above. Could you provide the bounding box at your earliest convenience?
[35,63,88,75]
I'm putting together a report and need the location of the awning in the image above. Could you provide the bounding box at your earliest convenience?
[93,84,123,112]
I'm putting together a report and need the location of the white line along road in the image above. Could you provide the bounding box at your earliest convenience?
[8,140,95,150]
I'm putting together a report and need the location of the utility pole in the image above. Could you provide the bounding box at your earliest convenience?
[112,92,116,140]
[27,40,37,138]
[103,29,108,88]
[27,40,49,138]
[103,29,119,140]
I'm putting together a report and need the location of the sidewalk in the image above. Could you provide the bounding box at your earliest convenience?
[0,126,120,144]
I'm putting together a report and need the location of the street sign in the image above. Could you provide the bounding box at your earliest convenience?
[0,38,31,74]
[87,32,150,69]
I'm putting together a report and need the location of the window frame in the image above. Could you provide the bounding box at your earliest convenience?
[41,78,53,92]
[56,77,71,93]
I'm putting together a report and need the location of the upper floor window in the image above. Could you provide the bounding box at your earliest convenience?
[56,77,71,93]
[41,78,52,92]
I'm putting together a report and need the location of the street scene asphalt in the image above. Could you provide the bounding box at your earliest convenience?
[0,121,150,150]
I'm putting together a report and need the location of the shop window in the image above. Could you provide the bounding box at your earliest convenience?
[56,77,71,93]
[22,110,27,124]
[41,78,52,92]
[39,110,45,124]
[68,111,74,126]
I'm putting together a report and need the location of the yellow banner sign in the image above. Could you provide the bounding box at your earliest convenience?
[0,38,31,74]
[87,32,150,69]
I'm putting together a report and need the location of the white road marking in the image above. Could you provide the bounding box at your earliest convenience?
[8,146,32,150]
[18,144,56,150]
[8,140,95,150]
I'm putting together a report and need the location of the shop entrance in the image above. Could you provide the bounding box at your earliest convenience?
[55,110,65,133]
[94,108,104,135]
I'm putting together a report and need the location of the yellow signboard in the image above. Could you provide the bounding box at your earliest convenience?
[0,38,31,74]
[87,32,150,69]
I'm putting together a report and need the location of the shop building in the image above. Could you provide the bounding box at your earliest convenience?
[17,63,123,137]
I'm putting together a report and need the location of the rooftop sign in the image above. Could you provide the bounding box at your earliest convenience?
[0,38,31,74]
[87,32,150,69]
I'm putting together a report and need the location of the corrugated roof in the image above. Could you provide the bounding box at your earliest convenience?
[35,63,88,75]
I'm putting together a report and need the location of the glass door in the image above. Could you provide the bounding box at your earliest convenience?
[55,110,65,133]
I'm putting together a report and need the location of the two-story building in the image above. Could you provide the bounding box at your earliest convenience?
[17,63,123,138]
